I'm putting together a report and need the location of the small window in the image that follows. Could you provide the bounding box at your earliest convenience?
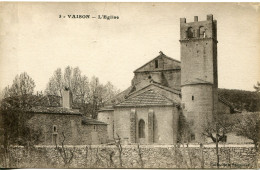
[192,95,194,101]
[155,60,159,68]
[53,125,57,132]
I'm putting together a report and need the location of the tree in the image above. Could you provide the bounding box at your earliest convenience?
[234,112,260,168]
[3,72,35,98]
[202,112,236,168]
[45,68,63,97]
[102,81,120,103]
[202,113,235,143]
[254,81,260,93]
[0,72,40,146]
[45,66,120,118]
[89,76,104,118]
[177,109,192,144]
[45,67,91,103]
[234,112,260,148]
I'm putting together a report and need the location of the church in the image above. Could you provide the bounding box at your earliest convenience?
[97,14,233,144]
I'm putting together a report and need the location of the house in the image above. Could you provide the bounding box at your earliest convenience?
[98,14,236,144]
[1,89,108,145]
[27,89,108,145]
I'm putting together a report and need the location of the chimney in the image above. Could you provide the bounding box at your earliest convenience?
[194,16,198,22]
[207,14,213,21]
[62,87,72,109]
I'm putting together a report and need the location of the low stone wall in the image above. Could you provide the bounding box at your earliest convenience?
[0,144,258,168]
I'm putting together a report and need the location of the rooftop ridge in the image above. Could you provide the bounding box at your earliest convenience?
[133,52,180,73]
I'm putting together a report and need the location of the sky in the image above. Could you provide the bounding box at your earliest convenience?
[0,2,259,93]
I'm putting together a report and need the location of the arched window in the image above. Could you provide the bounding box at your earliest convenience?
[138,119,145,138]
[199,26,206,38]
[187,27,194,38]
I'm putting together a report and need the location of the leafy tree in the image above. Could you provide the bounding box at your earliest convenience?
[0,73,41,168]
[218,88,260,112]
[3,72,35,98]
[254,81,260,93]
[234,112,260,148]
[45,66,120,118]
[45,68,63,97]
[234,112,260,168]
[177,109,192,144]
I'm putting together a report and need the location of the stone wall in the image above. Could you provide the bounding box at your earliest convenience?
[28,113,107,145]
[1,144,257,169]
[28,113,83,145]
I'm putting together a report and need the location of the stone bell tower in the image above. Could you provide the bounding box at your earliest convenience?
[180,14,218,143]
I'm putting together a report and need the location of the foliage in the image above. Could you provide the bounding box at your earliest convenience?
[234,112,260,148]
[45,66,120,118]
[253,81,260,93]
[3,72,35,98]
[0,96,42,148]
[218,88,260,112]
[177,110,192,144]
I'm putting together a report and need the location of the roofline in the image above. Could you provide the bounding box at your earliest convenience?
[133,53,180,73]
[181,83,213,87]
[98,108,114,112]
[127,82,181,98]
[26,111,82,116]
[134,68,181,73]
[115,88,177,107]
[114,104,176,108]
[82,122,108,125]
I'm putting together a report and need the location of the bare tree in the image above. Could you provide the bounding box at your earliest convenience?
[55,132,74,168]
[202,112,235,168]
[114,133,123,168]
[137,144,144,168]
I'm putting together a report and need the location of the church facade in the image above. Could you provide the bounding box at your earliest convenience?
[98,14,232,144]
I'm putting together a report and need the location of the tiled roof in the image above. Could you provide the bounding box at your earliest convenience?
[98,106,114,112]
[82,116,107,125]
[27,106,81,115]
[115,89,175,107]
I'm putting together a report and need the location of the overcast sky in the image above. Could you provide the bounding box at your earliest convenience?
[0,2,259,93]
